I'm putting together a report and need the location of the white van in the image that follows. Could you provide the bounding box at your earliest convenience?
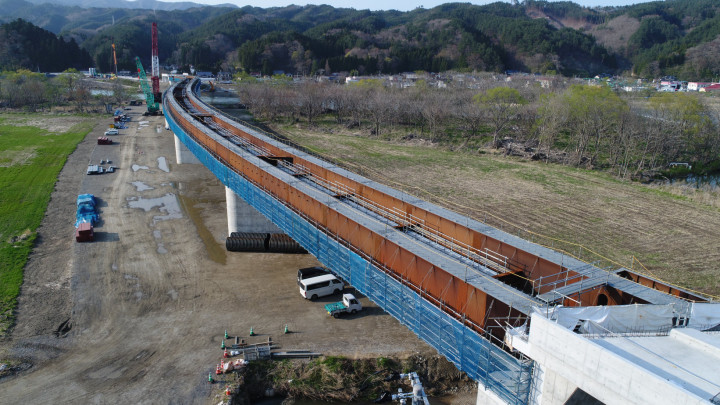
[299,274,344,300]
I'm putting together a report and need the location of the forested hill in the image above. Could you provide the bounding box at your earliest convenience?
[1,0,720,79]
[0,18,92,72]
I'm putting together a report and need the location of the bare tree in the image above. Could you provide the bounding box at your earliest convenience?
[297,82,326,125]
[475,86,527,148]
[454,90,485,150]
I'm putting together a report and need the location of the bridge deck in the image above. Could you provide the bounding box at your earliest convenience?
[204,97,695,314]
[162,79,712,404]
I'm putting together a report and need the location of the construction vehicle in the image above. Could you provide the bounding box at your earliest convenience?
[75,222,94,242]
[135,56,160,115]
[324,294,362,318]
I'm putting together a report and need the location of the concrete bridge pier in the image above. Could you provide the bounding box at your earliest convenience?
[225,186,282,236]
[174,134,200,164]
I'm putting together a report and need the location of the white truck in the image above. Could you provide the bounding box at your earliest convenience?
[324,293,362,318]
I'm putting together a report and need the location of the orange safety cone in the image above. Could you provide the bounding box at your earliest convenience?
[215,364,222,375]
[225,386,231,396]
[223,348,229,358]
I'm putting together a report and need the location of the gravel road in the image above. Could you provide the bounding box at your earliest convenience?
[0,106,434,404]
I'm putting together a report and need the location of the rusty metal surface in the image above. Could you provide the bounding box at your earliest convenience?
[165,80,702,334]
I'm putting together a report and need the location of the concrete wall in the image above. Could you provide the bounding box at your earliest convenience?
[173,134,200,164]
[525,314,709,405]
[225,186,282,235]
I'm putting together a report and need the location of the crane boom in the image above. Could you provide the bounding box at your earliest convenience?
[112,43,118,75]
[135,57,159,114]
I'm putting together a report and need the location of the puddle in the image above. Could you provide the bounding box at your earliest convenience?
[127,193,183,223]
[168,289,178,300]
[157,156,169,173]
[111,263,118,271]
[177,192,226,265]
[153,230,167,253]
[131,181,154,192]
[132,164,149,172]
[124,274,138,280]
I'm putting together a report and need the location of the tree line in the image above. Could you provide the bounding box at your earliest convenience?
[0,69,128,112]
[234,78,720,178]
[0,19,92,73]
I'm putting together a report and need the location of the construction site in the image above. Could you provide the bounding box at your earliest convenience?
[2,21,720,405]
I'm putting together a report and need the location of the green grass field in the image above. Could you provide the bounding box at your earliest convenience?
[0,116,92,334]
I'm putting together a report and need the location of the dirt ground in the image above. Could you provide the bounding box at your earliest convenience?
[0,107,440,404]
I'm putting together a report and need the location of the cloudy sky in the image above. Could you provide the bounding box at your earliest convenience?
[175,0,655,11]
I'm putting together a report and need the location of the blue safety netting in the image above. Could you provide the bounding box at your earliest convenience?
[168,107,533,405]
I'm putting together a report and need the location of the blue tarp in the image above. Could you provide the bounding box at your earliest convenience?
[76,194,99,227]
[77,194,96,207]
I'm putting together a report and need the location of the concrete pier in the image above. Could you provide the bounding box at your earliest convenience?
[174,134,200,164]
[225,186,282,236]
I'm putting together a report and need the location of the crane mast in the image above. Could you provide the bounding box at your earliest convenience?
[136,56,159,115]
[151,22,160,102]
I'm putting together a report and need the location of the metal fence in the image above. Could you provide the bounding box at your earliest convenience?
[167,102,533,405]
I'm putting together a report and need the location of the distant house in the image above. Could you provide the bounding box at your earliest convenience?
[700,84,720,92]
[196,71,214,83]
[687,82,711,91]
[536,76,557,89]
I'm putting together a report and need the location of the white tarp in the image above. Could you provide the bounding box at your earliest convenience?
[541,304,675,334]
[689,302,720,331]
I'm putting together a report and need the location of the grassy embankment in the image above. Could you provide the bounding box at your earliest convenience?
[0,116,92,335]
[267,120,720,297]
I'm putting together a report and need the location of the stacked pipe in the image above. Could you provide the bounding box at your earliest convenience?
[268,233,307,254]
[226,232,268,252]
[225,232,306,254]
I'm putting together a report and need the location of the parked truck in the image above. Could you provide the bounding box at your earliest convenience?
[324,294,362,318]
[75,222,94,242]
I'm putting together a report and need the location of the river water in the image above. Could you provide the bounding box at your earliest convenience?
[663,174,720,189]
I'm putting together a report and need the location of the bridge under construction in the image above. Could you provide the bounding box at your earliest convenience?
[164,79,720,405]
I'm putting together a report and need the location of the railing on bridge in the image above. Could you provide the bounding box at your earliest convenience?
[164,78,710,404]
[164,80,534,404]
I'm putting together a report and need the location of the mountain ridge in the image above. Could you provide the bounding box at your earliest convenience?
[1,0,718,80]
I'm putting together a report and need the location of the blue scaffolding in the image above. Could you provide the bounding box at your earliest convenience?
[166,95,533,405]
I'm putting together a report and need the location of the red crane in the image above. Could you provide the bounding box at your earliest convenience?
[151,22,160,102]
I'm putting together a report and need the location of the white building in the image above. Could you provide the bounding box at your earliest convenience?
[489,303,720,405]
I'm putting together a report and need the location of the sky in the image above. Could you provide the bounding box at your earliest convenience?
[172,0,656,11]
